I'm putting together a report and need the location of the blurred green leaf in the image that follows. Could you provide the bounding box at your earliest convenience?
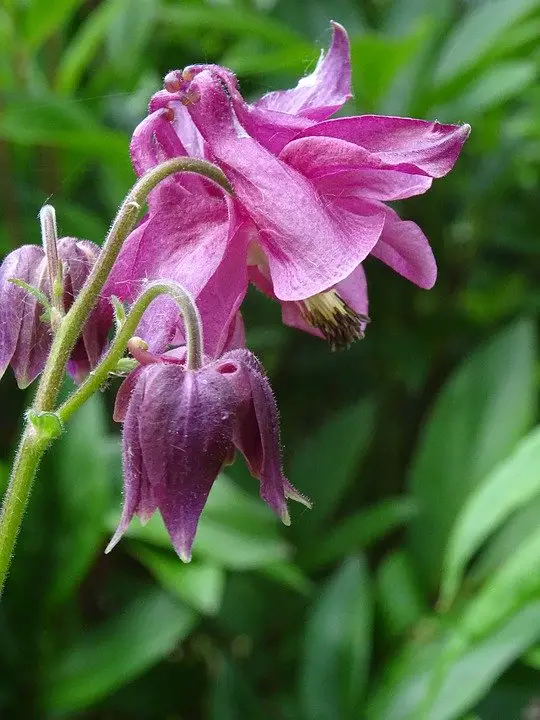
[46,395,110,606]
[0,98,131,172]
[292,399,375,529]
[441,425,540,609]
[300,557,372,720]
[106,0,157,76]
[44,587,196,713]
[377,551,425,639]
[433,61,537,118]
[434,0,540,84]
[24,0,81,48]
[408,320,536,591]
[304,497,417,569]
[470,494,540,587]
[351,27,428,111]
[56,0,126,95]
[459,522,540,642]
[210,659,264,720]
[135,545,225,616]
[384,0,453,33]
[368,601,540,720]
[159,5,307,48]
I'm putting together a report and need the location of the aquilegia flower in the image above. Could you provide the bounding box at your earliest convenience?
[0,238,109,387]
[107,341,309,561]
[109,22,470,350]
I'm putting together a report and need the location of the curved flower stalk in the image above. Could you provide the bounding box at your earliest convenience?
[113,22,470,348]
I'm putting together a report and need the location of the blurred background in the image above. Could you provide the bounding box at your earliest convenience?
[1,0,540,717]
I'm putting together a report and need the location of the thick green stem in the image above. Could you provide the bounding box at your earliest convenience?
[57,281,204,423]
[0,158,230,596]
[0,428,49,594]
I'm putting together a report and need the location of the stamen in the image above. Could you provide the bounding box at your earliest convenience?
[300,290,369,350]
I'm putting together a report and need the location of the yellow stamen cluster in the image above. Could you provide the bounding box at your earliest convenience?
[300,290,369,350]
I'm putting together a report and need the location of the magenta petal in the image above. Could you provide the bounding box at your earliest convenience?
[296,116,471,178]
[187,71,384,300]
[371,206,437,289]
[255,22,351,121]
[313,167,433,201]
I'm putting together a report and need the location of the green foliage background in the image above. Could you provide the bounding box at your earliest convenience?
[2,0,540,717]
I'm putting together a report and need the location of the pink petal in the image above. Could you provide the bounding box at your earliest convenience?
[105,182,236,351]
[186,71,385,301]
[295,116,471,178]
[313,168,433,201]
[371,205,437,289]
[255,22,351,121]
[174,224,250,358]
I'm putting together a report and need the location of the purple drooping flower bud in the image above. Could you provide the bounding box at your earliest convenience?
[0,239,109,387]
[107,347,310,561]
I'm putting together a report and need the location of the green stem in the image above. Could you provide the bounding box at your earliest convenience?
[57,280,203,423]
[0,429,50,594]
[0,158,230,595]
[33,157,229,413]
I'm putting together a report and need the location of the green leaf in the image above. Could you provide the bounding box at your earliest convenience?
[158,5,307,48]
[24,0,81,48]
[407,320,536,590]
[56,0,126,94]
[434,0,540,83]
[441,426,540,609]
[134,545,225,616]
[459,523,540,643]
[44,588,196,714]
[304,497,417,569]
[368,602,540,720]
[433,61,537,118]
[299,557,372,720]
[351,27,428,111]
[106,0,157,76]
[292,399,375,530]
[377,551,425,639]
[46,395,110,606]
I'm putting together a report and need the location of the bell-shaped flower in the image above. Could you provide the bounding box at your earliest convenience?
[107,344,309,561]
[0,238,109,387]
[125,22,469,348]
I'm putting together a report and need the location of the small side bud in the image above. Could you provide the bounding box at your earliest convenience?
[27,410,63,440]
[111,295,127,329]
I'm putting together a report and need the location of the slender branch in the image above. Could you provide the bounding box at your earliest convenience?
[57,281,203,423]
[0,158,229,595]
[32,157,230,413]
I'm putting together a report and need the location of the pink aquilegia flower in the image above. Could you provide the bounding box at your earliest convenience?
[112,22,470,349]
[0,238,109,387]
[107,340,310,561]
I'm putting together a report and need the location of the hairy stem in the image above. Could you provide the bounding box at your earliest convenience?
[57,281,203,423]
[33,157,230,413]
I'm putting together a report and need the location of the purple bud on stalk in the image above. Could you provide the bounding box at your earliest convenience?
[0,237,109,388]
[108,343,310,562]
